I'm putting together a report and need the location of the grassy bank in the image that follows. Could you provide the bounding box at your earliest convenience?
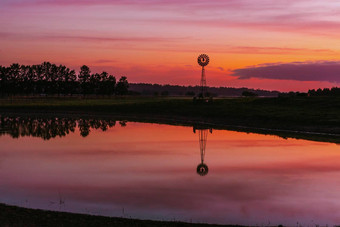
[0,203,239,227]
[0,96,339,140]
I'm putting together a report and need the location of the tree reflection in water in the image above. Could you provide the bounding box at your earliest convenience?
[1,116,215,178]
[0,115,126,140]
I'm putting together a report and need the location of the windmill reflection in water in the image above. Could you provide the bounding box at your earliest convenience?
[193,126,212,176]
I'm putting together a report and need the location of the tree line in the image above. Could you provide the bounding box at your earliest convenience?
[0,62,129,96]
[308,87,340,96]
[279,87,340,97]
[128,83,279,97]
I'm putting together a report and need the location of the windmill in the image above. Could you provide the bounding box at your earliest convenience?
[197,54,210,98]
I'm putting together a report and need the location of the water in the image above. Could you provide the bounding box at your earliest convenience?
[0,116,340,226]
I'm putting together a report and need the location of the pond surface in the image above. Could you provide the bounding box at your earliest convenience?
[0,117,340,226]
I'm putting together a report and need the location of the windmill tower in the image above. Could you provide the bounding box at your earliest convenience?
[197,54,210,98]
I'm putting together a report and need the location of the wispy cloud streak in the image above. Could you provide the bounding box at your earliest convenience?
[0,32,182,43]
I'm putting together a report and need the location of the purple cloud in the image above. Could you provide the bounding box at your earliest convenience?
[231,61,340,83]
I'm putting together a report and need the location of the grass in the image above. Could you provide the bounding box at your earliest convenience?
[0,96,339,140]
[0,203,241,227]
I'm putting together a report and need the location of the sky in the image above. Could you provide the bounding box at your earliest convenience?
[1,0,340,91]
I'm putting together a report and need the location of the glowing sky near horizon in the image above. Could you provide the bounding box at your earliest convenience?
[1,0,340,91]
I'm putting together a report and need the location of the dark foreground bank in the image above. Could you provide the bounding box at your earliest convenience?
[0,203,241,227]
[0,96,339,141]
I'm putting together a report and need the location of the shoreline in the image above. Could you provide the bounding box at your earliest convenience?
[1,96,339,143]
[0,203,239,227]
[1,109,339,143]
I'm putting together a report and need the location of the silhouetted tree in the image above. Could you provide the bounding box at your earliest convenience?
[0,66,7,97]
[116,76,129,95]
[119,120,127,127]
[8,64,21,95]
[62,68,77,95]
[33,64,44,94]
[103,73,116,96]
[78,65,91,96]
[91,73,101,95]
